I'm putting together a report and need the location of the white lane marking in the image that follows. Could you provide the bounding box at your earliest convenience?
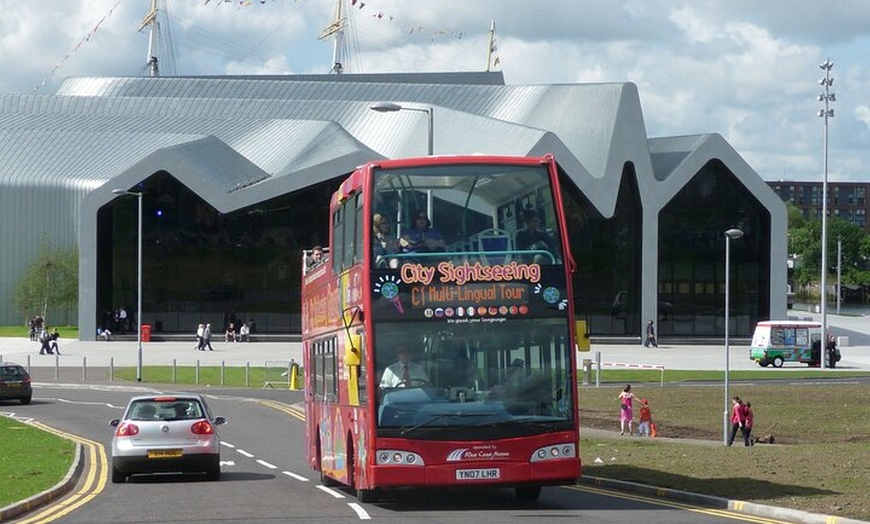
[257,459,278,469]
[1,413,35,423]
[219,461,236,467]
[347,503,371,520]
[282,471,309,482]
[56,398,124,409]
[316,485,346,499]
[236,449,255,458]
[221,441,236,449]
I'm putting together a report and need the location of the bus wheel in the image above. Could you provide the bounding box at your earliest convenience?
[772,356,784,368]
[515,486,541,501]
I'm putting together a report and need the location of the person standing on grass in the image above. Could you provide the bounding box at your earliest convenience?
[617,384,636,435]
[727,396,748,446]
[744,401,754,446]
[637,398,652,437]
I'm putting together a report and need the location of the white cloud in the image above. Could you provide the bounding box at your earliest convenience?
[0,0,867,181]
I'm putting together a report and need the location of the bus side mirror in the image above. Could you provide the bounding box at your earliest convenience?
[345,331,362,366]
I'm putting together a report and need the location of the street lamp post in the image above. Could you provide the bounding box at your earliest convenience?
[369,102,434,155]
[112,189,143,382]
[817,59,835,368]
[723,227,744,445]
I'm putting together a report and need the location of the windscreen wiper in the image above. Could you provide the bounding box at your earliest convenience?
[400,411,499,436]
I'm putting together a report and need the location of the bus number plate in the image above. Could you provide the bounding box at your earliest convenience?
[456,468,500,480]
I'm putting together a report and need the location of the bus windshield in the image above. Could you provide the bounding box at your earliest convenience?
[369,161,572,440]
[371,163,563,269]
[374,319,574,439]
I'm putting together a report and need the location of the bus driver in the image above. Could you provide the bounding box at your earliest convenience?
[379,345,430,388]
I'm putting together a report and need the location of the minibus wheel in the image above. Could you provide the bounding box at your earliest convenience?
[772,356,784,368]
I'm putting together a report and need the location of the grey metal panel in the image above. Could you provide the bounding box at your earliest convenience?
[0,71,782,336]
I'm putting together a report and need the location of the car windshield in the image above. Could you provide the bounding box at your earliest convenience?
[373,318,574,439]
[128,399,204,421]
[0,365,26,378]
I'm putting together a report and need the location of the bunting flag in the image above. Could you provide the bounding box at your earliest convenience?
[33,0,124,92]
[213,0,467,43]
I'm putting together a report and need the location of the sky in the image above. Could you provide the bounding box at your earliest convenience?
[1,0,868,182]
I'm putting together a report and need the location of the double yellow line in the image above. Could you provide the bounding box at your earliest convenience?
[12,422,107,524]
[260,399,305,421]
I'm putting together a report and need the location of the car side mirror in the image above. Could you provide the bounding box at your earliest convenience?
[109,419,120,427]
[213,416,227,426]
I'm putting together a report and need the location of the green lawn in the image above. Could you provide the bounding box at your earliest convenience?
[0,416,76,508]
[0,325,79,339]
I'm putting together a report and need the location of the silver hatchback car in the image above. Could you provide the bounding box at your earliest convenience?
[110,393,226,483]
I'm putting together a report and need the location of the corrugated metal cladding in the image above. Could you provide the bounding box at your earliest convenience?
[0,71,784,332]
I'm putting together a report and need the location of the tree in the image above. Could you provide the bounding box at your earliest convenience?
[15,239,79,326]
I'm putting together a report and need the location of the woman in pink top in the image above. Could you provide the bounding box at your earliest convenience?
[727,396,748,446]
[743,401,754,446]
[617,384,635,435]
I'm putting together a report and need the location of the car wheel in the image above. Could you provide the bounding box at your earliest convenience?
[19,395,32,405]
[772,356,784,368]
[111,464,127,484]
[205,464,221,481]
[515,486,542,501]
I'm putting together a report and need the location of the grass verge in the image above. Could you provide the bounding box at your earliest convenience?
[0,325,79,339]
[0,416,76,508]
[580,383,870,521]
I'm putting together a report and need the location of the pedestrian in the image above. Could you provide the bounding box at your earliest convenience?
[727,396,748,446]
[638,398,652,437]
[38,327,52,355]
[644,320,658,347]
[195,323,205,350]
[617,384,636,435]
[203,323,214,351]
[49,328,61,355]
[744,401,754,446]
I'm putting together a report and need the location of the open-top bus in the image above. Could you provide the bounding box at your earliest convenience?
[301,154,580,502]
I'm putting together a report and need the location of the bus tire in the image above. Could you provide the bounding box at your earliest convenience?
[515,486,541,501]
[772,356,784,368]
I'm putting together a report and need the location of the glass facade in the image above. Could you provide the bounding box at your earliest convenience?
[563,166,642,337]
[658,160,770,338]
[98,171,336,334]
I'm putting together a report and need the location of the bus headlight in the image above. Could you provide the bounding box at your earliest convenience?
[376,449,425,466]
[530,443,576,462]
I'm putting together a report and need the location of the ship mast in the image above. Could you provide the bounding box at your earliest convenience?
[139,0,160,76]
[486,20,498,72]
[319,0,346,73]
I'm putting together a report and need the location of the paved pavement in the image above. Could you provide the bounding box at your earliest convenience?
[4,309,869,372]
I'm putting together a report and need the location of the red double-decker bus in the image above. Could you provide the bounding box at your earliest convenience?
[302,154,580,502]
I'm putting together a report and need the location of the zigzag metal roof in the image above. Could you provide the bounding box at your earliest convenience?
[1,73,659,218]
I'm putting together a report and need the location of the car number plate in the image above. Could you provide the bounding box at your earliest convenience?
[456,468,500,480]
[6,383,20,388]
[148,449,183,459]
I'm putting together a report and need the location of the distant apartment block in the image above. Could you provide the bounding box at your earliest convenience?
[767,181,869,232]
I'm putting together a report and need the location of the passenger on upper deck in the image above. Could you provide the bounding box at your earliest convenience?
[399,211,445,254]
[372,213,400,268]
[305,245,326,270]
[515,209,554,263]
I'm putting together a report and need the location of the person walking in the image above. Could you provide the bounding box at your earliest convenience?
[644,320,658,348]
[203,323,214,351]
[195,323,205,351]
[38,327,52,355]
[727,396,748,446]
[617,384,636,435]
[49,328,61,355]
